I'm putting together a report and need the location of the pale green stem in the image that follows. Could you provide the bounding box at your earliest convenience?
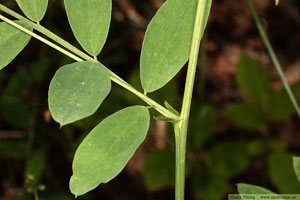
[34,189,39,200]
[0,15,83,62]
[0,9,179,121]
[247,0,300,117]
[175,0,209,199]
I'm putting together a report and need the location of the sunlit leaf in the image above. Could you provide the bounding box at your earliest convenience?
[140,0,212,92]
[16,0,48,22]
[69,106,150,196]
[293,156,300,184]
[48,61,111,126]
[64,0,111,56]
[0,21,32,70]
[237,183,274,194]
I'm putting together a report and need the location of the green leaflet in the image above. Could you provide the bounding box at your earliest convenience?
[140,0,211,92]
[237,183,274,194]
[69,106,150,196]
[64,0,111,56]
[293,156,300,184]
[16,0,48,22]
[236,54,271,105]
[48,61,111,126]
[0,21,32,70]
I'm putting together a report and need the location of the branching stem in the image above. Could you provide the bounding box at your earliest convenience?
[0,5,179,121]
[174,0,208,199]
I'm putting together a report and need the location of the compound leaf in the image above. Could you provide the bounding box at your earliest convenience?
[64,0,111,56]
[16,0,48,22]
[48,61,111,126]
[70,106,150,196]
[0,21,32,70]
[140,0,211,92]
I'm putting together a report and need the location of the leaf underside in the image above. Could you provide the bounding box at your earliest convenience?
[64,0,112,56]
[16,0,48,22]
[0,21,32,70]
[48,61,111,126]
[69,106,150,196]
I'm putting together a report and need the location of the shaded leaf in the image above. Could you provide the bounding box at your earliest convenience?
[246,140,267,157]
[194,171,227,200]
[0,140,26,159]
[25,149,46,187]
[0,21,32,70]
[16,0,48,22]
[237,183,274,194]
[48,61,111,126]
[0,95,31,128]
[293,157,300,184]
[6,58,50,94]
[140,0,212,92]
[189,105,215,150]
[236,54,271,104]
[268,153,300,193]
[69,106,150,196]
[266,85,299,122]
[64,0,111,56]
[143,149,175,192]
[224,102,267,131]
[206,141,250,179]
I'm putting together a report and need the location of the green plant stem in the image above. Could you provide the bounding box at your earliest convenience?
[175,0,208,199]
[33,189,39,200]
[0,7,179,121]
[247,0,300,117]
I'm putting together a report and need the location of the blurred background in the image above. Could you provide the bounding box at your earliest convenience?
[1,0,300,199]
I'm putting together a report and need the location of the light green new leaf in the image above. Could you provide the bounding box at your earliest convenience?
[140,0,212,92]
[48,61,111,126]
[293,156,300,184]
[64,0,111,56]
[237,54,271,104]
[16,0,48,22]
[237,183,274,194]
[70,106,150,196]
[0,21,32,70]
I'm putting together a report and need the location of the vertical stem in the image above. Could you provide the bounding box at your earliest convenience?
[175,0,209,199]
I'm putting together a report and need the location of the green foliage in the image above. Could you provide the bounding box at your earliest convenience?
[206,141,251,179]
[268,153,300,193]
[0,140,27,159]
[25,149,46,187]
[16,0,48,22]
[0,95,31,128]
[237,183,274,194]
[293,156,300,184]
[70,106,150,196]
[48,61,111,127]
[64,0,111,56]
[237,54,271,105]
[224,103,267,130]
[6,58,50,94]
[265,85,299,122]
[0,21,32,70]
[193,172,227,200]
[140,0,211,92]
[143,149,175,192]
[189,105,215,150]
